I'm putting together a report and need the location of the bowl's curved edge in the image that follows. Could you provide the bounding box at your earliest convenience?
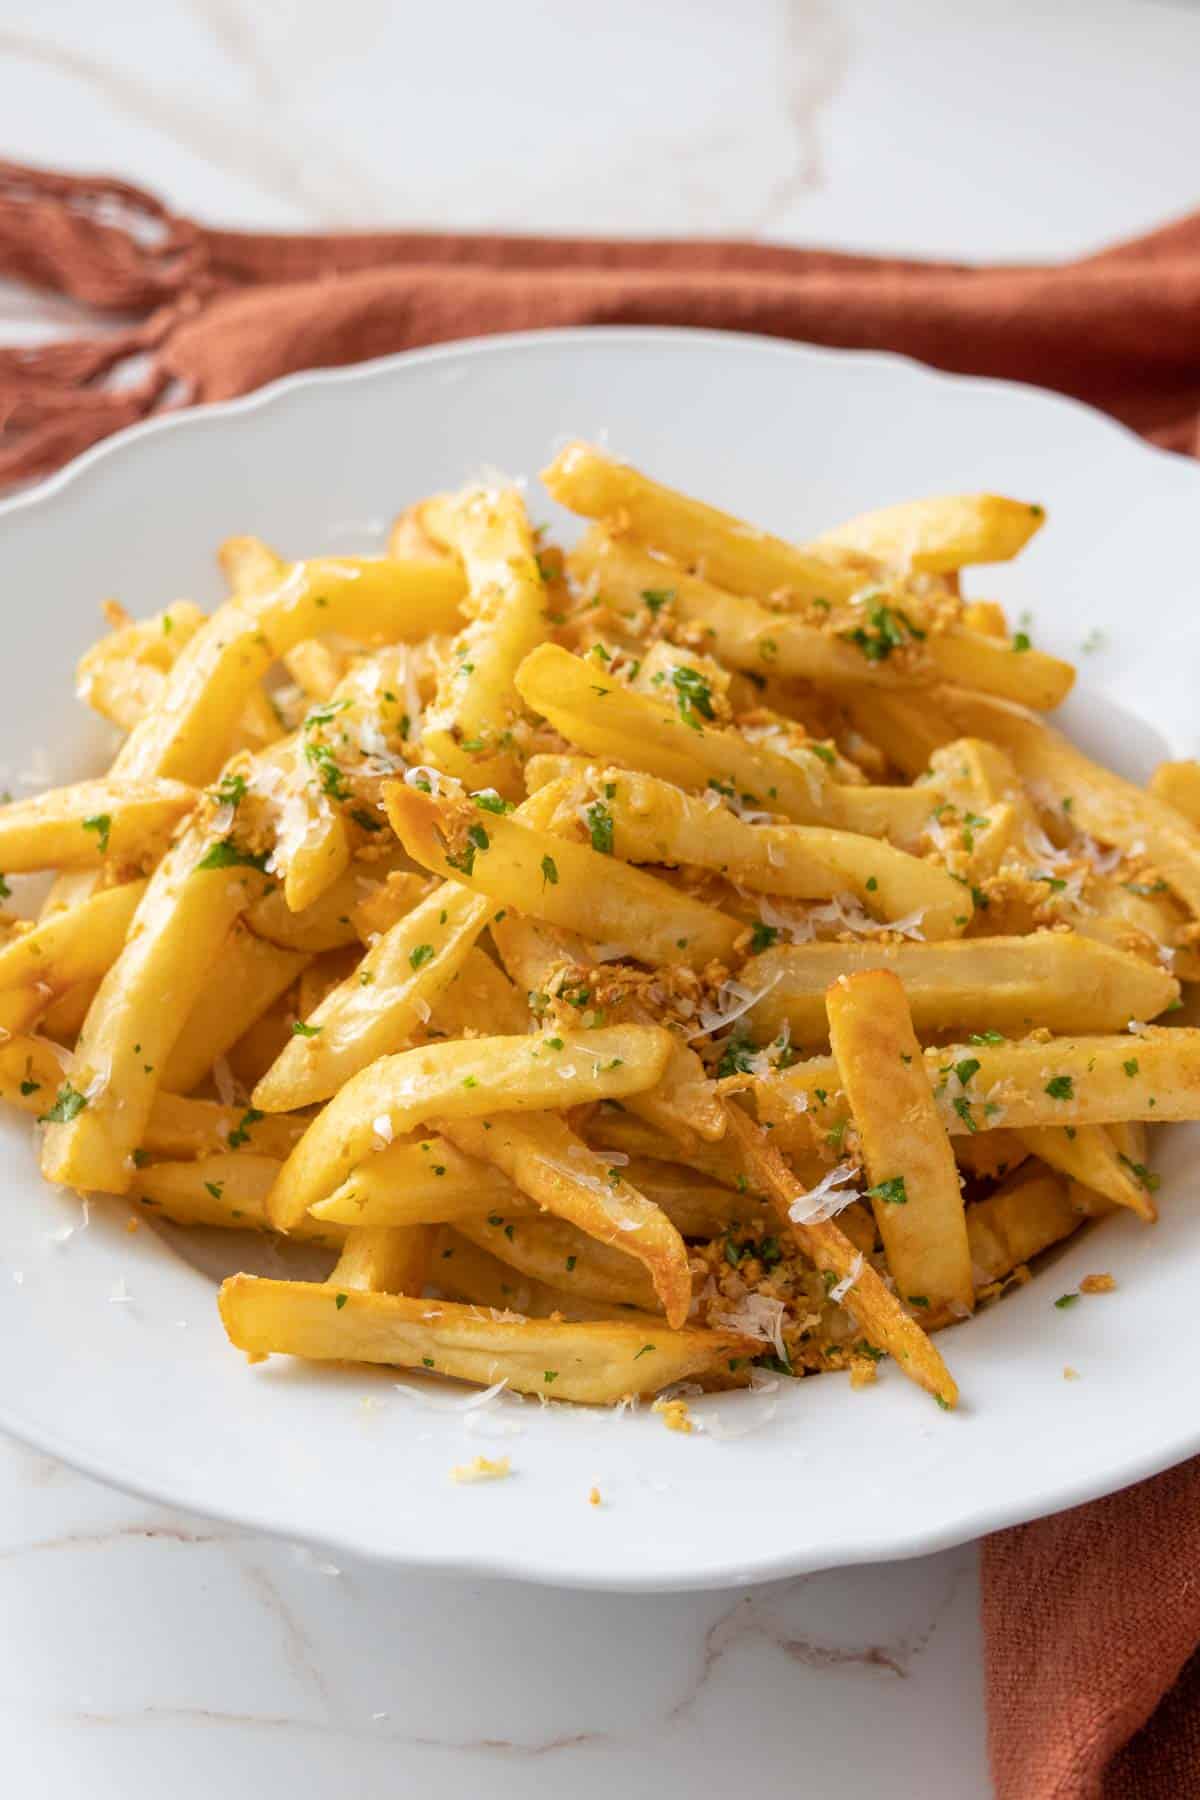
[2,324,1199,1590]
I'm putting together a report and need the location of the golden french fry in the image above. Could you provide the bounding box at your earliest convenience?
[115,558,464,786]
[812,493,1045,573]
[923,629,1073,711]
[440,1111,693,1327]
[954,1128,1028,1183]
[1015,1124,1153,1221]
[160,928,310,1095]
[76,601,208,731]
[570,529,901,688]
[40,978,101,1043]
[40,824,269,1193]
[419,485,547,796]
[311,1131,525,1226]
[543,441,873,605]
[623,1159,751,1239]
[433,1227,634,1321]
[759,1028,1200,1145]
[267,1023,674,1232]
[134,1153,340,1245]
[515,643,832,823]
[723,1104,958,1407]
[253,883,490,1111]
[218,1275,749,1403]
[1148,761,1200,830]
[428,944,531,1038]
[0,1035,69,1113]
[0,779,196,872]
[328,1225,433,1294]
[455,1211,660,1313]
[386,781,739,970]
[143,1094,309,1162]
[245,850,414,953]
[530,761,969,939]
[826,970,974,1319]
[939,691,1200,917]
[966,1168,1105,1286]
[0,880,146,1006]
[746,932,1177,1045]
[351,871,430,941]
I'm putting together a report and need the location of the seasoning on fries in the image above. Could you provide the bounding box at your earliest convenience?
[9,445,1200,1415]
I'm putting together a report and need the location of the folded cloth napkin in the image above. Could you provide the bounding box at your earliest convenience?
[3,160,1200,1797]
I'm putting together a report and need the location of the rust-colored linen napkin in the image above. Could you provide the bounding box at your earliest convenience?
[3,160,1200,1798]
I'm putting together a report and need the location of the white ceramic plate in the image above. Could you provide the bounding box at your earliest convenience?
[0,328,1197,1592]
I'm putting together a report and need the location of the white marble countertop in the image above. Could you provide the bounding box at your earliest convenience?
[2,1,1198,1793]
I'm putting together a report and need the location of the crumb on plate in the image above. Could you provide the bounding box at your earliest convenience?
[451,1454,511,1484]
[652,1397,693,1434]
[1080,1273,1116,1294]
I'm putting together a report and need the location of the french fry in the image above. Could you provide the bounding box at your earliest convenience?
[76,600,208,732]
[570,529,904,688]
[267,1024,674,1232]
[954,1128,1028,1183]
[1015,1125,1154,1221]
[253,883,490,1111]
[440,1111,693,1326]
[812,492,1045,573]
[1149,761,1200,830]
[623,1158,752,1239]
[543,441,873,605]
[939,691,1200,917]
[454,1210,661,1315]
[218,1276,748,1403]
[487,907,724,1146]
[40,824,269,1193]
[758,1028,1200,1143]
[40,979,101,1043]
[418,485,547,796]
[386,781,739,969]
[0,1035,69,1112]
[351,871,430,941]
[0,880,146,1008]
[160,928,311,1095]
[746,933,1178,1045]
[529,761,969,939]
[966,1169,1105,1287]
[328,1224,433,1294]
[134,1153,341,1245]
[723,1104,958,1407]
[825,970,974,1319]
[433,1227,633,1321]
[0,779,196,872]
[515,643,832,823]
[143,1094,309,1162]
[428,944,531,1037]
[245,849,415,952]
[311,1132,526,1227]
[114,557,464,786]
[832,689,957,779]
[962,600,1009,639]
[923,629,1073,711]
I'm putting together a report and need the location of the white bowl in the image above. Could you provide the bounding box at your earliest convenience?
[0,327,1196,1591]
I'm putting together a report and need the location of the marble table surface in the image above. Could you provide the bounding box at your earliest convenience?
[2,1,1198,1793]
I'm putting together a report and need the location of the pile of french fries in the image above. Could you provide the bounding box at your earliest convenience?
[6,441,1200,1415]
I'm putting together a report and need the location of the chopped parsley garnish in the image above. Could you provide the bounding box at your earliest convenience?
[292,1020,321,1037]
[952,1096,977,1133]
[303,699,351,731]
[841,601,925,663]
[409,944,435,970]
[670,665,715,730]
[473,789,513,815]
[866,1176,908,1206]
[953,1057,981,1088]
[565,1255,577,1273]
[196,839,269,873]
[541,854,558,887]
[633,1344,655,1360]
[1123,1058,1139,1077]
[204,1181,224,1200]
[641,589,674,615]
[39,1082,88,1124]
[907,1294,930,1309]
[19,1078,39,1096]
[0,875,9,899]
[304,739,350,801]
[211,772,247,809]
[350,808,383,832]
[585,800,614,855]
[1035,872,1067,892]
[935,1394,951,1411]
[335,1292,348,1310]
[716,1034,758,1079]
[1012,631,1032,652]
[1117,1154,1160,1193]
[462,1075,478,1089]
[227,1107,265,1149]
[1044,1075,1074,1101]
[969,1030,1004,1046]
[865,876,878,892]
[82,813,112,855]
[1053,1292,1079,1309]
[543,1370,558,1383]
[750,920,779,955]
